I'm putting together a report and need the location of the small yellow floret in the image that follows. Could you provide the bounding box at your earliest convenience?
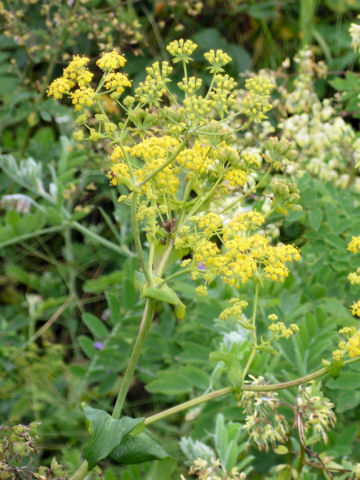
[204,49,232,67]
[167,39,198,60]
[97,51,126,70]
[195,285,208,296]
[48,77,73,99]
[348,236,360,254]
[71,87,95,111]
[104,72,132,94]
[351,300,360,317]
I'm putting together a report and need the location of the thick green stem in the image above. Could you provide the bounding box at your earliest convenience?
[112,299,156,419]
[131,192,152,285]
[144,365,339,426]
[297,443,306,476]
[0,225,64,249]
[156,239,174,277]
[71,221,132,257]
[242,281,259,380]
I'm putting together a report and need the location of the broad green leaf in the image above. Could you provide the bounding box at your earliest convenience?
[146,366,210,395]
[83,405,144,469]
[335,390,360,413]
[106,292,122,325]
[148,459,177,480]
[323,233,347,250]
[143,283,184,308]
[327,370,360,389]
[82,313,109,339]
[274,445,289,455]
[78,335,96,359]
[308,207,323,231]
[110,430,170,464]
[227,356,242,390]
[83,271,123,293]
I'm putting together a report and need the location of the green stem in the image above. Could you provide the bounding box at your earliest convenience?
[297,443,306,476]
[156,239,174,277]
[158,267,192,286]
[71,221,132,257]
[20,297,72,351]
[144,362,357,426]
[131,192,152,285]
[144,386,233,426]
[112,299,156,419]
[242,281,259,380]
[0,226,64,249]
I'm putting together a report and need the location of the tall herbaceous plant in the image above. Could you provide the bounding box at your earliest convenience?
[48,40,360,479]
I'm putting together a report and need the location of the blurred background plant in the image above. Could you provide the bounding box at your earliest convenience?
[2,1,360,479]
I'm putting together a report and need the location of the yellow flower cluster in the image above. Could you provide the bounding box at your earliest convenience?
[63,55,93,87]
[349,271,360,285]
[347,332,360,358]
[195,285,208,296]
[178,76,202,94]
[96,50,126,70]
[71,87,95,111]
[166,39,197,62]
[351,300,360,317]
[268,314,278,321]
[348,236,360,254]
[225,211,265,233]
[48,55,93,101]
[268,321,299,339]
[204,49,232,73]
[225,169,247,187]
[177,142,214,176]
[219,298,249,321]
[104,72,132,95]
[185,211,300,288]
[263,244,301,282]
[333,327,360,360]
[48,51,130,113]
[110,135,181,195]
[196,213,223,236]
[49,41,298,300]
[47,77,73,100]
[135,61,173,107]
[242,76,275,121]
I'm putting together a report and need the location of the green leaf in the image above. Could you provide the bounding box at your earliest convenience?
[274,445,289,455]
[146,366,210,395]
[148,459,177,480]
[227,357,242,390]
[143,284,178,304]
[308,207,323,231]
[143,283,185,311]
[83,405,144,469]
[110,430,170,464]
[82,313,109,339]
[78,335,96,359]
[83,271,123,293]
